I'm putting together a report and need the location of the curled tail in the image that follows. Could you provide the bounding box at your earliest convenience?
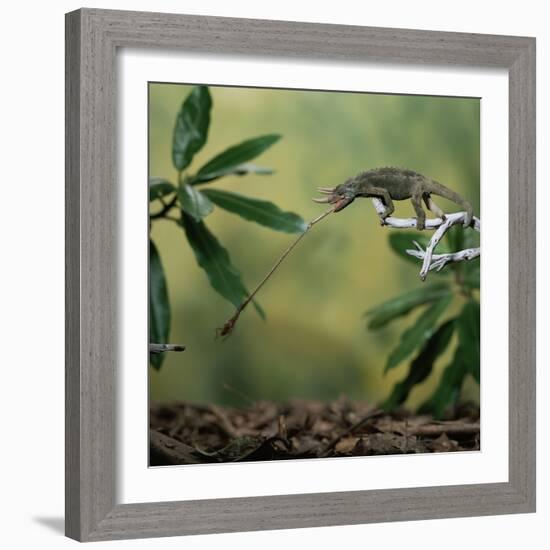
[426,179,474,226]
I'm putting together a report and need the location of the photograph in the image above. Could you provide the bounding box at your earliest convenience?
[148,82,481,466]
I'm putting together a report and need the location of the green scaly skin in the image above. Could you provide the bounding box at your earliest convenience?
[316,167,474,230]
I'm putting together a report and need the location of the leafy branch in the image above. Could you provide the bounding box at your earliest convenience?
[366,223,480,418]
[149,85,306,369]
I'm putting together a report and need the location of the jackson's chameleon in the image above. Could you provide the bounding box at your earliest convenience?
[314,167,474,230]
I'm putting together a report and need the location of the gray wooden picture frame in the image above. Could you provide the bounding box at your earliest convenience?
[65,8,536,542]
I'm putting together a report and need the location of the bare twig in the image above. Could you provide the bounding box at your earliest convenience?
[217,207,335,338]
[409,421,480,437]
[371,198,480,280]
[149,430,211,465]
[376,418,480,437]
[149,343,186,354]
[150,195,178,220]
[407,243,480,273]
[320,408,384,457]
[278,415,288,440]
[209,404,242,438]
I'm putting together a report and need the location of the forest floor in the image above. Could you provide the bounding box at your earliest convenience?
[149,398,480,466]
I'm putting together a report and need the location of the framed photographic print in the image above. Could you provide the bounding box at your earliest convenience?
[65,8,536,542]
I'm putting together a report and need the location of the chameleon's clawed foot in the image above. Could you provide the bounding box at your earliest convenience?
[416,219,426,231]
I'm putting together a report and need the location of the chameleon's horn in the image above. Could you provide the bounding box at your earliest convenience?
[312,197,331,203]
[317,187,335,194]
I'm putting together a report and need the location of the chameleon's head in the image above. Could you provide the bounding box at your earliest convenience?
[312,180,356,212]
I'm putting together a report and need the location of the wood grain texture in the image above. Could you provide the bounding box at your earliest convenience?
[508,40,536,508]
[65,10,82,540]
[66,8,117,540]
[65,8,536,542]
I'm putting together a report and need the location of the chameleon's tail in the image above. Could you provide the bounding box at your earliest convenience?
[427,179,474,224]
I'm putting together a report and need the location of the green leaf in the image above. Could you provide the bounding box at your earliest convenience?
[149,177,175,202]
[463,225,480,249]
[202,189,306,233]
[389,232,449,266]
[383,319,455,411]
[149,240,170,370]
[191,164,274,185]
[463,260,480,289]
[447,223,480,283]
[446,224,480,281]
[172,86,212,171]
[365,282,451,330]
[385,294,452,373]
[419,348,468,419]
[457,300,480,383]
[445,225,464,277]
[194,134,281,183]
[252,300,266,320]
[446,224,464,252]
[180,212,251,310]
[178,184,214,222]
[419,301,480,418]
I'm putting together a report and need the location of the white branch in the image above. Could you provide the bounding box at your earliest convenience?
[371,198,480,280]
[407,243,480,273]
[149,343,186,354]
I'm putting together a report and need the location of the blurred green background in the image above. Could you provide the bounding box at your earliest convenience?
[149,83,480,409]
